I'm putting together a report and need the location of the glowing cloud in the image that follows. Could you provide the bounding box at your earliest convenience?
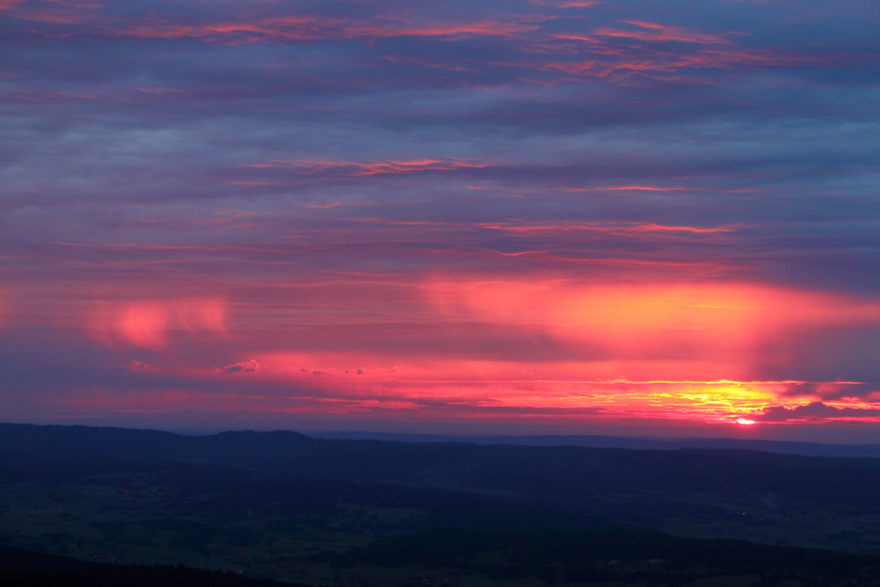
[224,350,875,425]
[89,297,228,349]
[429,281,880,348]
[2,0,880,435]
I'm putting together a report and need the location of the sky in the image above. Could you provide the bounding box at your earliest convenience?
[1,0,880,441]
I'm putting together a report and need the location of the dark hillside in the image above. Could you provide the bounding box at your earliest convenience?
[3,423,880,512]
[4,424,880,580]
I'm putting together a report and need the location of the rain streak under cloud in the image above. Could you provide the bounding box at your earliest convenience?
[1,0,880,439]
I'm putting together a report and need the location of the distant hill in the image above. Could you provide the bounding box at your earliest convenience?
[5,422,880,580]
[4,422,880,513]
[308,430,880,458]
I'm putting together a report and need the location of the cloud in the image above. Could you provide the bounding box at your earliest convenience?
[426,280,880,360]
[243,158,490,178]
[124,360,158,372]
[595,21,732,45]
[755,401,880,422]
[88,297,228,349]
[219,360,259,374]
[531,1,598,7]
[0,0,879,434]
[476,220,737,236]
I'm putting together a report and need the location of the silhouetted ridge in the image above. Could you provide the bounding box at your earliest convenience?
[0,424,312,464]
[311,430,880,457]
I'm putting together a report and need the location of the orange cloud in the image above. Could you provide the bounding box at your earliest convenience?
[181,278,878,426]
[423,280,880,373]
[212,279,880,419]
[224,350,877,424]
[89,297,227,349]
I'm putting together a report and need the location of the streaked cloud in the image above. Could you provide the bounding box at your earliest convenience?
[756,401,880,422]
[244,158,490,178]
[0,0,879,435]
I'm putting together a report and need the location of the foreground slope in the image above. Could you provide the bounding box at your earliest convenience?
[1,424,880,585]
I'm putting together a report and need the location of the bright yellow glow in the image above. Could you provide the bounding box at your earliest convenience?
[736,418,756,425]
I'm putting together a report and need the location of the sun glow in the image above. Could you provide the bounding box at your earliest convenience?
[182,279,880,424]
[55,278,880,425]
[238,351,867,423]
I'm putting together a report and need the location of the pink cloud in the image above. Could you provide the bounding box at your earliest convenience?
[88,297,228,349]
[609,21,731,45]
[529,0,598,7]
[1,2,845,84]
[124,360,158,372]
[423,279,880,375]
[84,15,544,45]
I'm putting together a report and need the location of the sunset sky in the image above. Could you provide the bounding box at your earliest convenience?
[2,0,880,440]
